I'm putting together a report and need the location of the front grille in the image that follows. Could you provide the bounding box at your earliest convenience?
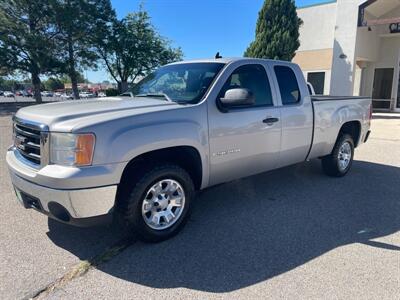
[14,121,41,165]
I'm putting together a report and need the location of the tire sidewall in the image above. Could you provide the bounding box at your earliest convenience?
[122,165,194,242]
[333,135,354,175]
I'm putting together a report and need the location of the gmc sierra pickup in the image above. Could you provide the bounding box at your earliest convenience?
[7,58,372,242]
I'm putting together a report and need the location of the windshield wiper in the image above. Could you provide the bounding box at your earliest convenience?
[135,93,172,102]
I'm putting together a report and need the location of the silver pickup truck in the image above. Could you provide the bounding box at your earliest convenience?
[7,58,372,242]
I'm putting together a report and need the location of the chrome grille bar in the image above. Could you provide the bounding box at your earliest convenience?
[13,119,43,166]
[14,124,41,139]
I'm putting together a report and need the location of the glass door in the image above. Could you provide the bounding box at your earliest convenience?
[372,68,394,110]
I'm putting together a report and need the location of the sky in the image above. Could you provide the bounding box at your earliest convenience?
[87,0,329,82]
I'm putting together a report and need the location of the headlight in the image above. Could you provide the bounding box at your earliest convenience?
[50,133,95,166]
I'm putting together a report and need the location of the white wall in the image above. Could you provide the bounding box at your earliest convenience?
[353,64,363,95]
[360,62,374,96]
[379,4,400,20]
[297,2,337,95]
[355,11,382,62]
[360,37,400,98]
[376,38,400,68]
[297,2,337,51]
[330,0,366,96]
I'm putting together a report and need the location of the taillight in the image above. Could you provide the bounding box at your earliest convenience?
[368,103,372,125]
[369,104,373,120]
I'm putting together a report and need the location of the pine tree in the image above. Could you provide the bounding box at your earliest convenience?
[244,0,303,61]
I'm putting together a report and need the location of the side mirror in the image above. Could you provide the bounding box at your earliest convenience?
[220,88,255,108]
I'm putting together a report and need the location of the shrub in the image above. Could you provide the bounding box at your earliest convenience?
[105,88,119,96]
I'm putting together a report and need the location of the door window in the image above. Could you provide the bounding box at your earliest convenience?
[274,66,301,105]
[219,64,273,107]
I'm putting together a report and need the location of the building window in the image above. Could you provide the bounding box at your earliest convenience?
[307,72,325,95]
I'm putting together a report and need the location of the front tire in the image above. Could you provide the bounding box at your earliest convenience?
[321,134,354,177]
[117,164,194,243]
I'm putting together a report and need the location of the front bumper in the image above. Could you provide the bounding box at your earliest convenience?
[7,148,118,226]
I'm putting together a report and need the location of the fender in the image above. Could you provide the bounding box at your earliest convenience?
[86,104,210,188]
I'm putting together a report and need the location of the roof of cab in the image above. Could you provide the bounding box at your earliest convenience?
[168,57,293,65]
[168,57,237,65]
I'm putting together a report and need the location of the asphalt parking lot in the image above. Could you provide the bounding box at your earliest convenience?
[1,104,399,299]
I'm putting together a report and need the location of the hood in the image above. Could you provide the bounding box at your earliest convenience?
[15,97,182,131]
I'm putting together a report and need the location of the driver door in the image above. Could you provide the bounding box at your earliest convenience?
[208,62,282,186]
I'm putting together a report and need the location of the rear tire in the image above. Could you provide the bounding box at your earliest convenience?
[117,164,194,243]
[321,134,354,177]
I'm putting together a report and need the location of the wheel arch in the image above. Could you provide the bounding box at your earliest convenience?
[338,121,361,147]
[116,146,203,208]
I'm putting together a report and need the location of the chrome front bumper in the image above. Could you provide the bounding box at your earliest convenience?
[7,148,118,225]
[10,170,117,219]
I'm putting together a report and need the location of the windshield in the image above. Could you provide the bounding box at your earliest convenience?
[131,62,225,104]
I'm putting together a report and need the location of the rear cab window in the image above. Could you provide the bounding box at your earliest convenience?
[274,66,301,105]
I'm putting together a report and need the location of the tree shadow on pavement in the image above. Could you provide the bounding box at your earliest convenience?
[46,219,124,260]
[46,159,400,292]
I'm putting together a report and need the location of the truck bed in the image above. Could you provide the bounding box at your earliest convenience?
[307,96,371,160]
[311,95,370,102]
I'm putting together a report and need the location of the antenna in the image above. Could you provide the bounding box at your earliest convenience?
[215,52,222,59]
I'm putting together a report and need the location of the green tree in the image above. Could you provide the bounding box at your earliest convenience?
[0,0,61,102]
[43,77,64,91]
[0,66,10,77]
[59,72,89,84]
[0,78,14,91]
[244,0,303,60]
[0,68,9,89]
[51,0,115,99]
[97,9,183,93]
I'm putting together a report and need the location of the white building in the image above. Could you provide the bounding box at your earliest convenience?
[293,0,400,111]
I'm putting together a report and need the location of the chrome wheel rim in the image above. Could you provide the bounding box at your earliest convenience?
[338,141,352,171]
[141,179,185,230]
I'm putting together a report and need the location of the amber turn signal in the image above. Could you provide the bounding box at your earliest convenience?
[75,134,95,166]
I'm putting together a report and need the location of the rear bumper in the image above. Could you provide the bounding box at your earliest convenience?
[364,130,371,143]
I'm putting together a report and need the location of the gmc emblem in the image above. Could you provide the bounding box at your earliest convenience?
[15,135,27,150]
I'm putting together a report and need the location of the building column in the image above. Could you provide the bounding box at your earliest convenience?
[330,0,363,96]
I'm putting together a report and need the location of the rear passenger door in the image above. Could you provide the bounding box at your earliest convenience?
[208,62,282,185]
[269,63,313,167]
